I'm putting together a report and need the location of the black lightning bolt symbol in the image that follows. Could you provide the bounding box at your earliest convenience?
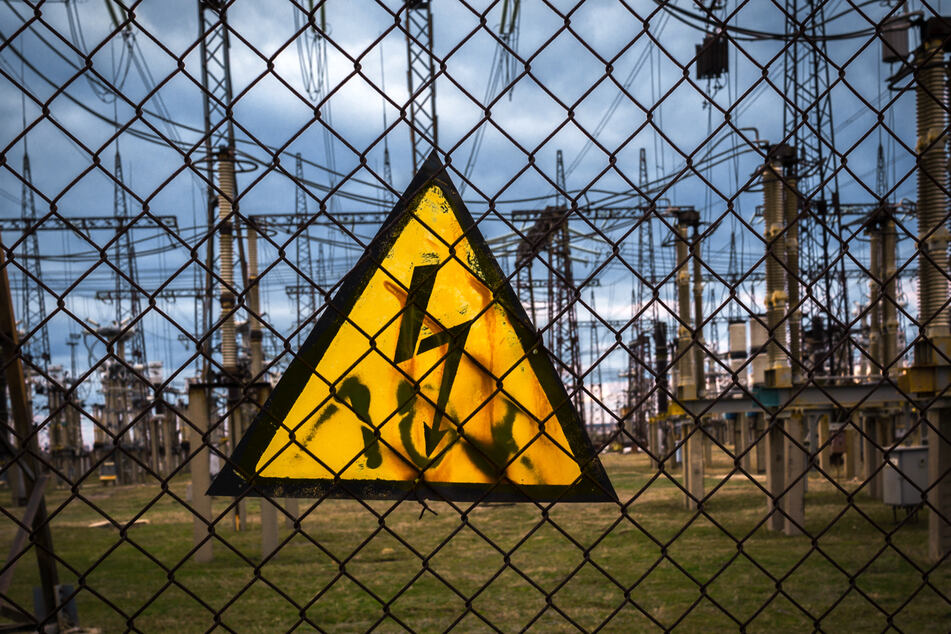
[394,264,475,456]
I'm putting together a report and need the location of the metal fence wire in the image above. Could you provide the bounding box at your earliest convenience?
[1,0,951,631]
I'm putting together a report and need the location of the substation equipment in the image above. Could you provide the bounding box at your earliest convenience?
[2,3,951,595]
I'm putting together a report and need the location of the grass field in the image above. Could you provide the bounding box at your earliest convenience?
[3,451,950,632]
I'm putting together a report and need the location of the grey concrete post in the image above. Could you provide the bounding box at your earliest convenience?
[765,416,786,532]
[188,383,213,563]
[783,413,806,536]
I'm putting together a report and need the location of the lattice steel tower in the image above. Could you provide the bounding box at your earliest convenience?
[112,150,147,368]
[405,1,438,171]
[512,150,585,424]
[198,0,238,378]
[782,0,851,376]
[295,153,318,328]
[18,148,50,371]
[624,148,655,440]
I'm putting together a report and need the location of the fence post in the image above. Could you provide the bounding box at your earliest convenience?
[0,233,62,628]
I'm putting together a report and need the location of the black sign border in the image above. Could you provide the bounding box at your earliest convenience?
[209,151,617,503]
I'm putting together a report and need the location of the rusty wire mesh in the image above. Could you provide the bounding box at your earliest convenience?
[1,0,951,631]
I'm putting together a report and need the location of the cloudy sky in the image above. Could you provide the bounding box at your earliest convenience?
[0,0,935,440]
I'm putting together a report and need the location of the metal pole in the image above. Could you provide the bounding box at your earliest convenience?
[691,223,705,399]
[729,321,750,472]
[163,410,176,476]
[149,416,160,479]
[248,221,279,557]
[653,321,669,467]
[784,170,802,385]
[882,215,899,369]
[864,216,885,498]
[675,219,695,401]
[763,156,791,389]
[869,223,884,370]
[691,222,714,471]
[216,148,247,532]
[674,212,701,507]
[762,155,789,531]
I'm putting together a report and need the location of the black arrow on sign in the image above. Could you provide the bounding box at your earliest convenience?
[394,264,476,456]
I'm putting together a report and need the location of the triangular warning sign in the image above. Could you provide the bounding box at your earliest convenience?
[209,152,616,503]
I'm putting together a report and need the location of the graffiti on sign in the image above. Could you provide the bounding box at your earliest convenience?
[210,152,615,502]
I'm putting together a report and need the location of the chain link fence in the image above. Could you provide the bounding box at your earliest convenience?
[1,0,951,631]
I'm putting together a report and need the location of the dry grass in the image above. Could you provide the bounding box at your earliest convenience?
[2,450,949,632]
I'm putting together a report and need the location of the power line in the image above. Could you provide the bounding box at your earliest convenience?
[654,0,880,42]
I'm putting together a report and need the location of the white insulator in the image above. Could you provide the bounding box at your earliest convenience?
[217,151,239,373]
[750,317,767,387]
[728,320,747,385]
[916,43,950,337]
[221,319,237,372]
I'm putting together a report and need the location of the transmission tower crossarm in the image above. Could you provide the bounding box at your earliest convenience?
[95,288,205,302]
[249,204,659,229]
[0,216,179,233]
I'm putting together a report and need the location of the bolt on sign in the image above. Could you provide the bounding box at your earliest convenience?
[210,153,615,503]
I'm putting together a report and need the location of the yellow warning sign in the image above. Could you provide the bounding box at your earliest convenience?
[210,153,614,502]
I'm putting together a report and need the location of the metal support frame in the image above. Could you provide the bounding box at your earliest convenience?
[198,0,237,382]
[111,150,148,368]
[783,0,851,376]
[16,151,50,372]
[0,234,62,630]
[405,1,438,172]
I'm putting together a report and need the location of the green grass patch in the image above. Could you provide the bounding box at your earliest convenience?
[3,452,949,631]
